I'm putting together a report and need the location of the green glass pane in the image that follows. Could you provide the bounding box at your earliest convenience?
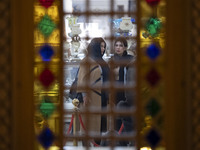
[146,98,161,117]
[39,97,56,118]
[38,15,56,37]
[145,17,162,37]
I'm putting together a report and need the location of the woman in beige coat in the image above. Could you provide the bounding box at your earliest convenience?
[77,38,108,140]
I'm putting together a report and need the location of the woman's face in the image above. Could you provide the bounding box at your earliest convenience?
[101,42,106,55]
[114,41,126,56]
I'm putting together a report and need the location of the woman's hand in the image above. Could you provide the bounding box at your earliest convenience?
[83,95,90,106]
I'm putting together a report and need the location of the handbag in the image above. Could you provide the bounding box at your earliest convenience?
[69,68,83,103]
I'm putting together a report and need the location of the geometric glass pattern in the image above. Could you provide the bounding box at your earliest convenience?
[34,0,60,149]
[146,44,161,61]
[39,0,54,9]
[140,0,166,148]
[145,128,161,148]
[39,68,55,88]
[38,15,56,37]
[38,127,55,149]
[145,17,162,37]
[145,0,161,6]
[39,44,54,61]
[145,68,161,87]
[146,98,161,117]
[39,97,56,119]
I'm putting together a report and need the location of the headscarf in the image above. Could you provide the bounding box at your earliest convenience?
[87,37,106,61]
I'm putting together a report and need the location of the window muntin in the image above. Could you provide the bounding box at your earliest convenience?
[63,0,137,148]
[32,0,166,149]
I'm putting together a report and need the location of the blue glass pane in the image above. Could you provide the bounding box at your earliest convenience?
[38,127,55,149]
[39,44,54,61]
[146,44,161,60]
[145,128,161,148]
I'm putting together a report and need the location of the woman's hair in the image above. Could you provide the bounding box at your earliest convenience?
[87,37,106,59]
[114,37,128,48]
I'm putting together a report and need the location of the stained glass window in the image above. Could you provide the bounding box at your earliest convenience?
[33,0,166,149]
[140,0,166,149]
[34,0,61,149]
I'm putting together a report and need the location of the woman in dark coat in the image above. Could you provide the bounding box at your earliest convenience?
[113,37,133,104]
[112,37,133,131]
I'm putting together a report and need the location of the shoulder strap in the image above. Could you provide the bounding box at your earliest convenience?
[75,67,80,79]
[90,65,99,73]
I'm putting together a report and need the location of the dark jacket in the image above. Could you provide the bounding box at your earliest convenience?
[113,50,133,104]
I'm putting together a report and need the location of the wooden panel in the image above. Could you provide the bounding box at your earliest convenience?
[12,0,35,150]
[165,0,191,150]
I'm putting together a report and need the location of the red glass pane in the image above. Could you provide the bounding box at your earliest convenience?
[39,0,54,8]
[39,68,55,88]
[145,0,161,6]
[146,68,160,87]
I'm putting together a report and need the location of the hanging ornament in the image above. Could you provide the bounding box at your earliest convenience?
[68,24,82,37]
[119,17,133,32]
[145,0,161,6]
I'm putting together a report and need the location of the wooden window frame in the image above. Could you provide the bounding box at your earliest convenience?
[11,0,192,150]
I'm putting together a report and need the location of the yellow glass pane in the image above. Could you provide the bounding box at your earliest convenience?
[47,6,59,22]
[48,29,60,44]
[34,5,59,24]
[34,29,60,45]
[34,29,45,44]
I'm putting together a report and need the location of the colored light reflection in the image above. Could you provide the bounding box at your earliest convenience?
[140,147,152,150]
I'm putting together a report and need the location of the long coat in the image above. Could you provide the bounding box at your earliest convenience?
[113,51,133,104]
[77,57,102,134]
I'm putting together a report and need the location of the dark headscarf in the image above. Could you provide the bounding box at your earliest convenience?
[87,37,106,61]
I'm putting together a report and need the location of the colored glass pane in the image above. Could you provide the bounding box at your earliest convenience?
[146,68,160,87]
[39,68,55,88]
[34,29,45,44]
[38,127,55,149]
[38,15,56,37]
[145,128,161,148]
[146,98,161,117]
[142,31,150,39]
[39,0,54,9]
[157,115,164,129]
[146,17,162,37]
[34,5,59,24]
[47,5,59,21]
[146,44,161,60]
[34,5,46,23]
[34,29,60,45]
[145,0,161,6]
[39,44,54,61]
[39,97,56,118]
[48,29,60,44]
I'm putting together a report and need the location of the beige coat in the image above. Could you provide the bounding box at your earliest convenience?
[77,57,102,135]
